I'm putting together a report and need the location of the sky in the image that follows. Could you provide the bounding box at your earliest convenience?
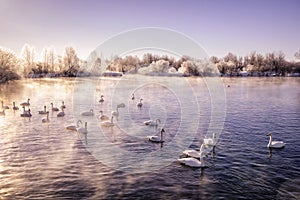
[0,0,299,61]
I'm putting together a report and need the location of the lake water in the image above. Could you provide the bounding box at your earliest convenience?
[0,76,299,199]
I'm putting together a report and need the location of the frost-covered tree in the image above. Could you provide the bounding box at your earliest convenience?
[21,44,36,76]
[63,46,80,76]
[0,47,20,83]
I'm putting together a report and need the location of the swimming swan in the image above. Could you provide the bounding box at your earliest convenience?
[1,101,9,109]
[203,133,217,146]
[0,110,5,116]
[13,102,19,110]
[137,98,143,109]
[111,103,126,117]
[81,109,94,116]
[147,128,165,143]
[178,151,206,168]
[267,133,285,148]
[61,101,66,109]
[38,105,47,114]
[183,144,209,158]
[20,99,30,107]
[21,109,32,117]
[57,108,65,117]
[50,103,59,111]
[131,93,135,101]
[42,111,50,123]
[99,95,104,104]
[99,110,109,121]
[77,121,88,134]
[66,120,82,131]
[100,116,114,127]
[144,119,161,126]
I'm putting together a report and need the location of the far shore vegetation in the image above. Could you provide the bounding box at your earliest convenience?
[1,44,300,84]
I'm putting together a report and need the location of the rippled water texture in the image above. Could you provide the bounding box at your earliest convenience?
[0,76,299,199]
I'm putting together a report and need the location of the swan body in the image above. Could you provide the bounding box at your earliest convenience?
[66,120,82,131]
[183,144,209,158]
[57,108,65,117]
[38,105,47,114]
[1,101,9,109]
[20,99,30,107]
[99,111,109,121]
[21,109,32,117]
[100,116,114,127]
[81,109,94,116]
[144,119,161,126]
[13,102,19,110]
[42,112,50,123]
[267,133,285,148]
[77,121,88,134]
[147,128,165,143]
[0,110,5,116]
[99,95,104,104]
[51,103,59,111]
[178,151,206,168]
[137,98,143,108]
[203,133,217,146]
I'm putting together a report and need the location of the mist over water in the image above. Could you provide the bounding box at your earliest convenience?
[0,77,299,199]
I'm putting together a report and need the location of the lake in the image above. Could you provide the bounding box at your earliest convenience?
[0,76,299,199]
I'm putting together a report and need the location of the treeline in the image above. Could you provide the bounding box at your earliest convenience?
[1,44,300,84]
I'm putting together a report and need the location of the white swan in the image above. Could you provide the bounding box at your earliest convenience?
[66,120,82,131]
[0,110,5,116]
[137,98,143,109]
[50,103,59,111]
[1,101,9,109]
[38,105,47,114]
[183,144,209,158]
[57,108,65,117]
[144,119,161,126]
[61,101,66,109]
[81,109,94,116]
[147,128,165,143]
[77,121,88,134]
[21,109,32,117]
[203,133,217,146]
[99,95,104,104]
[100,116,114,127]
[12,102,19,110]
[42,112,50,123]
[111,103,126,117]
[178,151,206,168]
[267,133,285,148]
[99,110,109,121]
[20,98,30,107]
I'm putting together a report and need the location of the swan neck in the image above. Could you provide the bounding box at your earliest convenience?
[268,135,272,146]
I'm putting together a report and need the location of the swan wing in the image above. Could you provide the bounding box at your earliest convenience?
[178,158,202,167]
[183,149,200,158]
[271,141,285,148]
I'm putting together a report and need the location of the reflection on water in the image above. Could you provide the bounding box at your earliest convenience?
[0,77,299,199]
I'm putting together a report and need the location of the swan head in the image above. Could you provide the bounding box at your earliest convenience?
[266,132,272,136]
[161,128,165,133]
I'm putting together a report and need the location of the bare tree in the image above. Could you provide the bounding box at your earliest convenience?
[0,47,19,82]
[294,50,300,61]
[21,44,36,76]
[63,46,80,76]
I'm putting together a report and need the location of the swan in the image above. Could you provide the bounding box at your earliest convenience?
[203,133,217,146]
[81,109,94,116]
[183,144,209,158]
[66,120,82,131]
[99,110,109,121]
[12,102,19,110]
[50,103,59,111]
[131,93,135,101]
[137,98,143,109]
[21,109,32,117]
[111,103,126,117]
[0,110,5,116]
[38,105,47,114]
[1,101,9,109]
[42,112,50,123]
[178,151,206,168]
[20,98,30,107]
[61,101,66,109]
[267,133,286,148]
[100,116,114,127]
[77,121,88,134]
[99,95,104,104]
[147,128,165,143]
[144,119,161,126]
[57,108,65,117]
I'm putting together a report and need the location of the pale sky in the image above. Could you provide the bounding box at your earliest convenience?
[0,0,299,61]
